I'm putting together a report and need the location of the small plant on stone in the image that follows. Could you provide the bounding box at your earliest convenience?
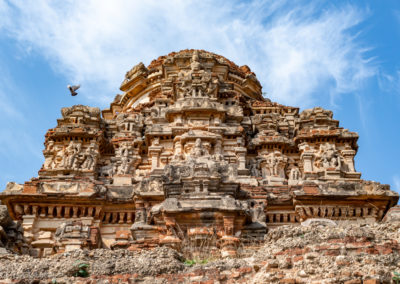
[184,258,209,267]
[393,271,400,284]
[73,261,90,277]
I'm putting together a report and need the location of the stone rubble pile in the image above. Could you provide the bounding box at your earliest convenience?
[0,204,26,255]
[250,222,400,283]
[0,246,184,281]
[0,221,399,283]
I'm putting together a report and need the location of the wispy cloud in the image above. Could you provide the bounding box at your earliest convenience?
[378,70,400,95]
[0,0,375,107]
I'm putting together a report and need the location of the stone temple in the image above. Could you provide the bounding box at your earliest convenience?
[0,49,398,257]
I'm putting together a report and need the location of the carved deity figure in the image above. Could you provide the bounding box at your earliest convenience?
[81,143,99,171]
[190,50,202,72]
[177,72,192,99]
[212,140,224,162]
[51,146,65,169]
[148,180,162,192]
[63,141,82,170]
[226,164,238,182]
[43,140,55,169]
[249,159,260,177]
[117,142,132,175]
[316,143,341,170]
[192,138,205,158]
[265,151,287,177]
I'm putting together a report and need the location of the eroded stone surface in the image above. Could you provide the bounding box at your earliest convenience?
[0,223,399,283]
[0,49,398,257]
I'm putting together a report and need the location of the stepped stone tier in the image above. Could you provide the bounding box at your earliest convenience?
[0,49,398,257]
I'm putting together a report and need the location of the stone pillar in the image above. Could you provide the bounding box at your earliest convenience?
[342,149,356,172]
[174,139,182,156]
[22,215,37,245]
[235,147,247,171]
[221,215,239,258]
[148,146,163,170]
[301,152,314,172]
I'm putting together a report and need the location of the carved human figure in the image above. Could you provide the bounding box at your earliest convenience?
[148,180,162,192]
[51,146,65,169]
[226,164,238,181]
[190,51,202,72]
[177,72,192,99]
[46,140,55,152]
[317,143,341,170]
[267,154,278,176]
[82,143,99,171]
[249,159,260,177]
[64,141,82,170]
[213,140,224,161]
[43,156,54,170]
[118,142,132,174]
[43,140,55,169]
[205,77,218,97]
[266,152,279,176]
[192,138,204,158]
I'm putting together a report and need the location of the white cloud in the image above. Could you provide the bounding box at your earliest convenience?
[378,70,400,95]
[0,0,375,107]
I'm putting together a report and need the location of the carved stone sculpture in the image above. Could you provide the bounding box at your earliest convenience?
[0,49,397,258]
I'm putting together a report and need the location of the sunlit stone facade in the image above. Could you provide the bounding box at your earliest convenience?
[1,50,397,257]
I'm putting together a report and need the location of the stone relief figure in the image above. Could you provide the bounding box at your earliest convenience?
[63,141,82,170]
[81,143,99,171]
[205,77,219,98]
[117,142,133,175]
[134,209,147,224]
[148,179,162,192]
[250,202,266,226]
[177,72,192,99]
[137,178,163,193]
[45,140,55,152]
[225,164,238,182]
[264,151,287,178]
[315,143,341,171]
[43,141,55,169]
[51,146,65,169]
[249,159,260,177]
[191,138,205,158]
[190,50,203,72]
[213,140,224,162]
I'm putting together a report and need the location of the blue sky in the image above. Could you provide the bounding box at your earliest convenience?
[0,0,399,193]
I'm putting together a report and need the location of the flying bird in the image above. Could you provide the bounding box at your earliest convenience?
[67,84,80,96]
